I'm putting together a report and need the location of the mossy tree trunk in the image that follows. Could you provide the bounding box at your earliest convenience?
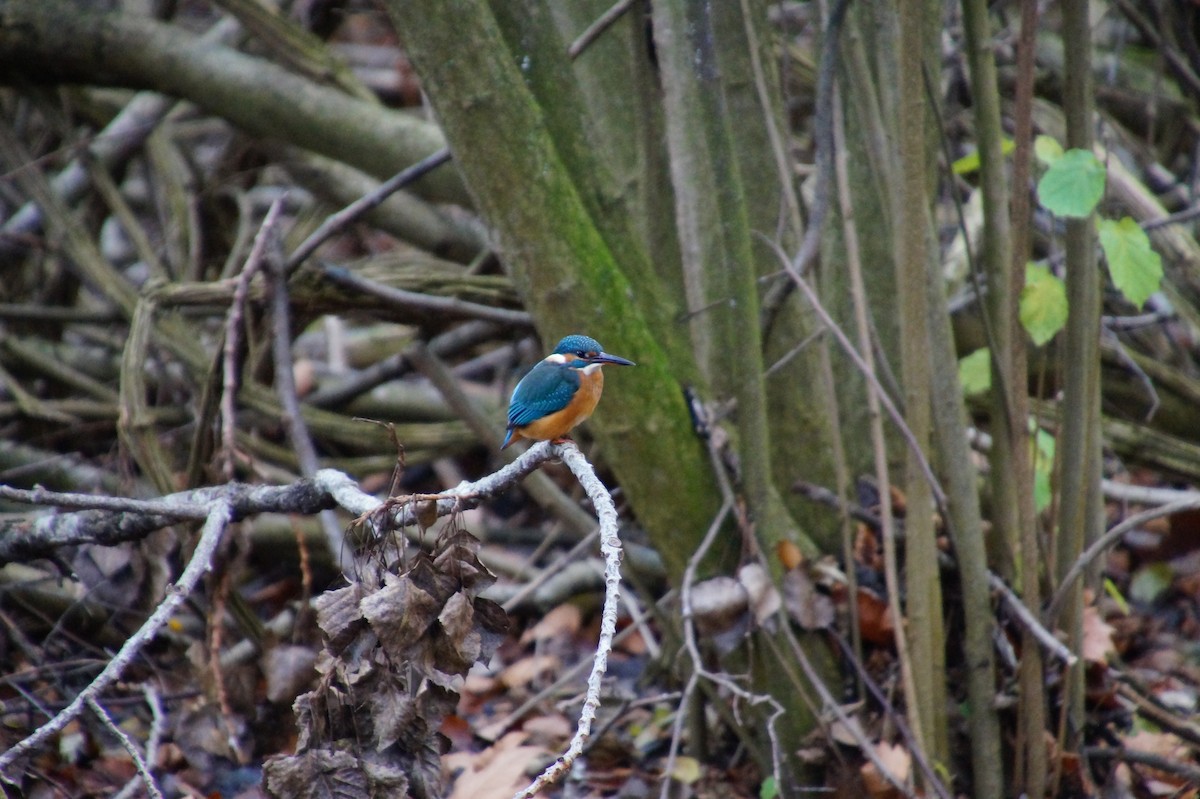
[382,0,722,581]
[387,0,844,776]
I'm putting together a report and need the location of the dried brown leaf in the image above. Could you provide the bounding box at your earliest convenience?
[1122,730,1192,787]
[263,644,318,704]
[782,567,835,631]
[361,572,442,654]
[368,685,415,752]
[690,575,749,643]
[776,539,804,571]
[499,654,560,689]
[439,590,481,662]
[521,603,582,645]
[1082,604,1117,665]
[445,732,546,799]
[433,530,497,594]
[315,583,367,654]
[857,588,895,646]
[472,597,510,659]
[264,748,409,799]
[738,563,781,625]
[264,749,368,799]
[860,741,911,799]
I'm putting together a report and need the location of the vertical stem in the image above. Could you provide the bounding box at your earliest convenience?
[960,0,1038,789]
[831,80,865,692]
[896,0,948,770]
[1010,0,1048,794]
[1055,0,1101,754]
[962,0,1018,582]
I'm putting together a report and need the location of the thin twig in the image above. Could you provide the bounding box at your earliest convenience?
[267,208,351,572]
[1101,310,1176,330]
[1101,480,1200,505]
[208,570,242,761]
[989,575,1077,666]
[222,196,287,479]
[760,234,948,509]
[477,615,653,742]
[0,501,234,781]
[87,697,164,799]
[0,484,210,517]
[788,0,852,277]
[768,627,933,799]
[304,319,500,409]
[500,531,599,612]
[285,148,452,275]
[268,221,318,474]
[317,263,533,327]
[660,671,702,799]
[0,453,569,562]
[0,303,122,323]
[512,441,623,799]
[1114,680,1200,748]
[111,685,166,799]
[828,69,867,692]
[567,0,637,59]
[828,634,952,799]
[1046,496,1200,622]
[791,479,882,527]
[1084,745,1200,785]
[1100,330,1160,422]
[1141,202,1200,231]
[661,402,785,796]
[0,473,332,563]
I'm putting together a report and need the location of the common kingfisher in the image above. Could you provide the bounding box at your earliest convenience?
[500,334,635,450]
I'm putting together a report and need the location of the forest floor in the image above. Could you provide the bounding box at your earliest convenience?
[5,456,1200,799]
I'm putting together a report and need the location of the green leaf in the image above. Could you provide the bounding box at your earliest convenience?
[1019,263,1068,346]
[1129,563,1173,605]
[1034,135,1064,166]
[1036,148,1105,217]
[951,137,1015,175]
[669,756,702,784]
[1032,426,1055,513]
[760,777,779,799]
[958,348,991,397]
[1103,577,1130,615]
[1097,216,1163,309]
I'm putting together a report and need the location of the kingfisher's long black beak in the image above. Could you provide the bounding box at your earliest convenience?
[593,351,635,367]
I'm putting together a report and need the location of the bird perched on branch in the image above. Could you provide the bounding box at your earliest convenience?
[500,334,635,450]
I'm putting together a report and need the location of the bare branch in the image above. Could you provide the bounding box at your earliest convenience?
[285,148,454,275]
[0,446,567,563]
[511,441,623,798]
[87,696,164,799]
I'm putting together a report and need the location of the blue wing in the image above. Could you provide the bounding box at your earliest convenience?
[507,361,580,427]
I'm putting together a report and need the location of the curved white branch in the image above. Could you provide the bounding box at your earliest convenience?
[511,441,623,798]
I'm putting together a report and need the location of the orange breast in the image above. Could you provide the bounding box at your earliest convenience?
[516,369,604,442]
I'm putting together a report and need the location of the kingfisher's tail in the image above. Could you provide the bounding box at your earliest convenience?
[500,427,516,450]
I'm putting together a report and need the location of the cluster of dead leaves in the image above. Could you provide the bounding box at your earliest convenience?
[264,527,508,799]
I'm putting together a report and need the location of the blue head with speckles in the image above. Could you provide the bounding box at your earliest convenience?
[553,334,604,359]
[550,335,635,368]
